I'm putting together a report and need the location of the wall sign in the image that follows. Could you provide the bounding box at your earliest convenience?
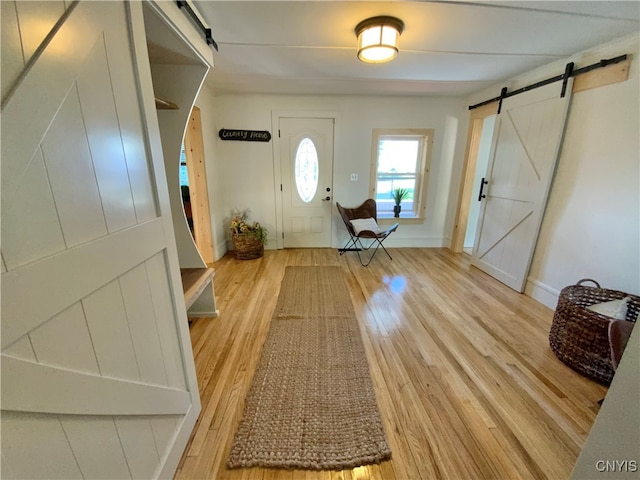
[218,129,271,142]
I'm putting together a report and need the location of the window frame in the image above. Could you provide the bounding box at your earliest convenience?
[369,128,434,221]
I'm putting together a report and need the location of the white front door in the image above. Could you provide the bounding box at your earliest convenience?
[279,117,335,248]
[471,80,572,292]
[1,2,199,478]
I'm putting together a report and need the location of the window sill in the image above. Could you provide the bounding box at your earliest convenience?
[377,214,424,225]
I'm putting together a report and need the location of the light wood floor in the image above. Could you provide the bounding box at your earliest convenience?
[175,248,606,480]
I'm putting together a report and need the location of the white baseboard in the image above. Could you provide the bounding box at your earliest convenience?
[338,237,448,248]
[215,240,228,261]
[229,238,448,250]
[186,309,219,318]
[525,277,561,310]
[391,237,448,248]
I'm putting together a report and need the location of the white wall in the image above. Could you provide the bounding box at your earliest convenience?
[196,34,639,301]
[195,93,468,254]
[532,36,639,308]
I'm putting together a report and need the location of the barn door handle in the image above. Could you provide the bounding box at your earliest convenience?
[478,178,488,202]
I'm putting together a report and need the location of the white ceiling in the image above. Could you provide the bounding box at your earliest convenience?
[193,1,640,97]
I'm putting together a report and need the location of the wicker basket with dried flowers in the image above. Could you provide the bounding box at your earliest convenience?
[230,210,268,260]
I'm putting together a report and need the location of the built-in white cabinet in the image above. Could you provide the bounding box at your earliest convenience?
[143,1,219,318]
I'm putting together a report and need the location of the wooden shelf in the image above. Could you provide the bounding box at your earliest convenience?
[180,267,215,310]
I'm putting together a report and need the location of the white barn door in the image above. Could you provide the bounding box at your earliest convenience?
[471,81,572,292]
[1,2,200,479]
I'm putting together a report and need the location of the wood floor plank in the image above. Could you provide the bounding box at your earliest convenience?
[176,248,607,480]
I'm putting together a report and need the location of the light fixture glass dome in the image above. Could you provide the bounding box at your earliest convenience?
[355,16,404,64]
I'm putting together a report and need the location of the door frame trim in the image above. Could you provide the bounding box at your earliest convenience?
[271,110,341,249]
[184,106,215,263]
[450,102,498,253]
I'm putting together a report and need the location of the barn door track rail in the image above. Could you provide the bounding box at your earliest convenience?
[470,54,628,111]
[176,0,219,51]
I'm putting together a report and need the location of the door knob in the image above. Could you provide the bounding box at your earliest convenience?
[322,196,331,201]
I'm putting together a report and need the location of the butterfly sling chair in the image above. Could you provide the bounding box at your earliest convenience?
[336,199,399,266]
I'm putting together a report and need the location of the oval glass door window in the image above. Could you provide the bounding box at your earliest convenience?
[294,137,319,203]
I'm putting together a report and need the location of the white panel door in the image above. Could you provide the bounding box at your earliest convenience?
[471,81,572,292]
[1,2,199,479]
[279,117,335,248]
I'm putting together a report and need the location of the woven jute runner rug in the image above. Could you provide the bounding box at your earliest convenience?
[227,266,391,471]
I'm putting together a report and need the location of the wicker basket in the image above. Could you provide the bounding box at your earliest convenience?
[231,233,264,260]
[549,279,639,386]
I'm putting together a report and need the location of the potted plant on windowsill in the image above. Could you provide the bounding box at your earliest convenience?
[392,188,410,218]
[230,209,268,260]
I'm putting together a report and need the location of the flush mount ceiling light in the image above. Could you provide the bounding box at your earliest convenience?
[355,16,404,64]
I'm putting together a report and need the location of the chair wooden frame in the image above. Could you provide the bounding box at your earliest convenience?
[336,199,399,266]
